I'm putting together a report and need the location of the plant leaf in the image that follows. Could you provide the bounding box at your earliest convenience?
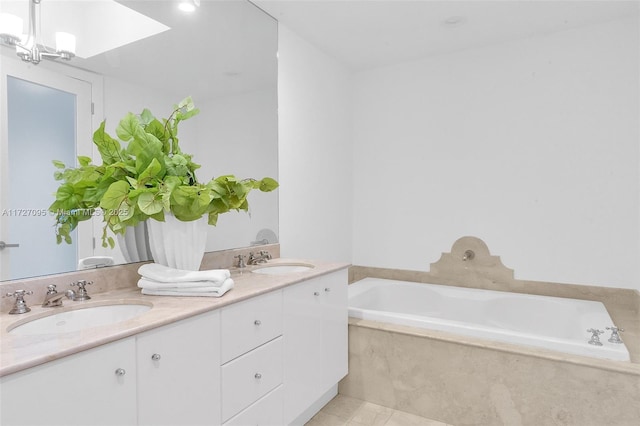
[137,192,163,215]
[116,112,141,142]
[100,181,129,210]
[93,121,123,165]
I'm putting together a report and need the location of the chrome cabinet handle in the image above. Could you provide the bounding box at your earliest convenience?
[115,368,126,376]
[0,241,19,250]
[254,319,261,326]
[254,373,262,379]
[151,353,161,361]
[324,287,331,292]
[313,291,320,296]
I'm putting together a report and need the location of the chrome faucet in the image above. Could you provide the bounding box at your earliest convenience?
[42,285,75,307]
[235,254,247,269]
[248,250,272,265]
[587,328,604,346]
[70,280,93,301]
[606,326,625,344]
[4,290,33,314]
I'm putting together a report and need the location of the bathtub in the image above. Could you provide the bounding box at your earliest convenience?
[348,278,630,361]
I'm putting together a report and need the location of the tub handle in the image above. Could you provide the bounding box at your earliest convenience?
[606,326,624,344]
[586,328,604,346]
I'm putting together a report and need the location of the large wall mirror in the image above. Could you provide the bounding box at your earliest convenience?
[0,0,278,281]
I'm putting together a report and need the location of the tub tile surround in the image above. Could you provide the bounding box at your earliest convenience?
[340,322,640,426]
[341,236,640,425]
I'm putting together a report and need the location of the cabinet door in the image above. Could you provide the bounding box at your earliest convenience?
[137,310,221,426]
[0,338,137,426]
[320,269,348,389]
[283,279,323,424]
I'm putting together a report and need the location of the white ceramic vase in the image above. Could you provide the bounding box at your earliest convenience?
[147,213,208,271]
[117,221,153,263]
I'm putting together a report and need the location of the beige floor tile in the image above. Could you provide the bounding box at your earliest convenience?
[319,394,365,421]
[384,410,449,426]
[306,411,348,426]
[347,401,394,426]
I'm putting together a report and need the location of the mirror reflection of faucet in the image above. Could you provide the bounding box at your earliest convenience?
[462,250,475,261]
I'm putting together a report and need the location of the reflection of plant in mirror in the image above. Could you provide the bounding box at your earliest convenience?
[49,97,278,248]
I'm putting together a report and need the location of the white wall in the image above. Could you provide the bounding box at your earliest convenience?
[277,25,353,262]
[352,18,639,289]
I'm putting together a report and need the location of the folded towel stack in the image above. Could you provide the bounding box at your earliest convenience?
[137,263,234,297]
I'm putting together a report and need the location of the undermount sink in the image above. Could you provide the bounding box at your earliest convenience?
[8,303,152,336]
[251,263,314,275]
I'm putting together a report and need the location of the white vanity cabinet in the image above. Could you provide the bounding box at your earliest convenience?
[137,310,220,426]
[0,338,137,426]
[283,269,348,424]
[220,290,284,424]
[0,311,220,426]
[1,265,349,426]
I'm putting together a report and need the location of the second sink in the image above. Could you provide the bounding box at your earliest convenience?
[251,263,314,275]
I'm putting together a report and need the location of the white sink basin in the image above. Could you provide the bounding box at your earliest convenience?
[251,263,314,275]
[8,303,152,336]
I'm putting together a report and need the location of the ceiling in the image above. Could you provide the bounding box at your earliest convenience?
[253,0,639,71]
[70,0,277,100]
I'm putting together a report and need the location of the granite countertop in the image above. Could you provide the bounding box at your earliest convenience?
[0,259,349,377]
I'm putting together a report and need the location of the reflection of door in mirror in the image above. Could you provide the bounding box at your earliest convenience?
[0,59,93,280]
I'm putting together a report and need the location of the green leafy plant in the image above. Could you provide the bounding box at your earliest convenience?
[49,97,278,248]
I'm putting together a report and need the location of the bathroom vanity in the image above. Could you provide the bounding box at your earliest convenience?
[0,259,348,426]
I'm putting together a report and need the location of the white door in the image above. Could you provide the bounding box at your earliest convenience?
[0,57,93,280]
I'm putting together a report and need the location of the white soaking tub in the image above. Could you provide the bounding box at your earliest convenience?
[348,278,630,361]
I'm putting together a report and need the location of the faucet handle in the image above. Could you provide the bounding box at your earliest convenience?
[259,250,272,260]
[586,328,604,346]
[235,254,246,268]
[606,326,624,344]
[70,280,93,301]
[4,290,33,314]
[46,284,58,294]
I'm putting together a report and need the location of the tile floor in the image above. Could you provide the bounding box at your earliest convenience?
[305,394,454,426]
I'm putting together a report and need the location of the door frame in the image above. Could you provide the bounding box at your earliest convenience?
[1,54,104,280]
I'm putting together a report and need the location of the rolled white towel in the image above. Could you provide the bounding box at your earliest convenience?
[137,277,233,290]
[138,263,230,283]
[141,278,234,297]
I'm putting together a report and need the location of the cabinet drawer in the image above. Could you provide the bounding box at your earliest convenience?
[223,385,283,426]
[221,290,282,363]
[221,336,283,422]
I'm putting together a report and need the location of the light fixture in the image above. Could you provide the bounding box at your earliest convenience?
[178,0,200,13]
[0,0,76,65]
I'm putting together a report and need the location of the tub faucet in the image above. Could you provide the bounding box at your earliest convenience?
[42,285,75,307]
[606,326,624,344]
[462,250,475,261]
[586,328,604,346]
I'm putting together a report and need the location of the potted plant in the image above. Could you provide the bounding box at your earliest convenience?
[49,97,278,269]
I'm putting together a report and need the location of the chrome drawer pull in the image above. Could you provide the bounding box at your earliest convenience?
[151,353,161,361]
[254,373,262,379]
[115,368,126,376]
[254,319,262,326]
